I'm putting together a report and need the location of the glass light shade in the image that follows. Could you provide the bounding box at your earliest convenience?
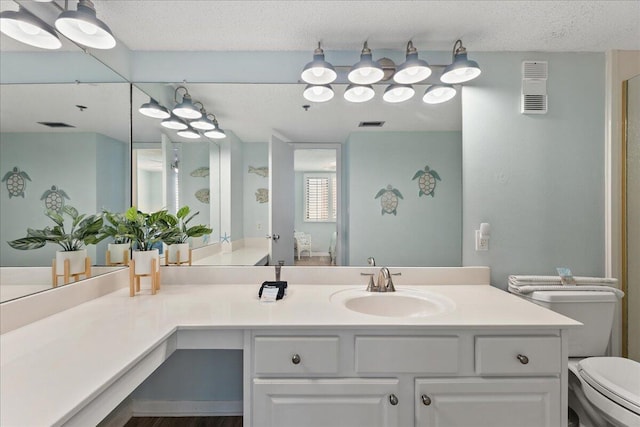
[161,115,188,130]
[55,0,116,50]
[172,94,202,119]
[301,52,337,85]
[0,8,61,50]
[303,84,334,103]
[423,85,457,104]
[394,52,432,84]
[190,115,216,130]
[344,84,375,103]
[440,52,481,84]
[177,127,201,139]
[204,127,226,139]
[383,84,415,103]
[138,99,170,119]
[348,52,384,85]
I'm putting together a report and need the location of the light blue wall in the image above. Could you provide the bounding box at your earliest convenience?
[294,171,336,254]
[346,131,462,266]
[180,142,212,228]
[229,132,245,242]
[243,142,269,239]
[462,52,606,288]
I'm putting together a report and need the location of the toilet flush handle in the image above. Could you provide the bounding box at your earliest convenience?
[517,354,529,364]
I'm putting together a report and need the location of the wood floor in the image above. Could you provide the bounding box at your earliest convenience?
[294,255,332,266]
[124,416,242,427]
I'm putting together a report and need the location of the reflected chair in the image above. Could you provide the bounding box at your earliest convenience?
[294,232,312,260]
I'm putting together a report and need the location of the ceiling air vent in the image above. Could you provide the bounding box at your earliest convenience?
[521,61,548,114]
[358,121,385,128]
[38,122,75,128]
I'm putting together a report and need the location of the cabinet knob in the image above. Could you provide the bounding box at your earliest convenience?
[517,354,529,364]
[421,394,432,406]
[389,394,399,406]
[291,354,301,365]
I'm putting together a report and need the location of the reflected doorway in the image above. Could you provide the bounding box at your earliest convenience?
[132,148,165,212]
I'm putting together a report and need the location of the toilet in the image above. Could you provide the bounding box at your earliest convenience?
[512,289,640,427]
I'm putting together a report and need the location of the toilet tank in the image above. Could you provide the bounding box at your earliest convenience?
[517,290,618,357]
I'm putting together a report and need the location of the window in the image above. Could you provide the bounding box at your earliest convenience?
[304,173,336,222]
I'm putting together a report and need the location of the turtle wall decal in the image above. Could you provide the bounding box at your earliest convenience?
[2,166,31,198]
[412,165,441,197]
[375,185,403,216]
[40,185,70,212]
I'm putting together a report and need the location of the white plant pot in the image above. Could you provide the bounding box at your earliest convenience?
[132,249,160,275]
[56,249,87,275]
[107,243,130,264]
[167,243,190,264]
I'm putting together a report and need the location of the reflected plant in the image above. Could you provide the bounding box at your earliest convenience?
[163,205,213,245]
[124,206,179,251]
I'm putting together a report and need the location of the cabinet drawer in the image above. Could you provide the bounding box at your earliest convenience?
[475,336,561,375]
[254,336,339,375]
[355,336,459,374]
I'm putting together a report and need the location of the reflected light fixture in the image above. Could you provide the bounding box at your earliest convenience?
[161,114,188,130]
[0,6,61,49]
[172,86,202,120]
[440,39,481,84]
[203,116,226,139]
[344,84,375,103]
[394,41,431,84]
[55,0,116,50]
[138,98,170,119]
[383,84,415,103]
[177,126,201,139]
[303,84,334,103]
[348,41,384,85]
[423,84,457,104]
[190,111,216,131]
[301,42,337,85]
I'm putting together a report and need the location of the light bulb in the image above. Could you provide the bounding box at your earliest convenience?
[78,21,98,35]
[17,21,39,35]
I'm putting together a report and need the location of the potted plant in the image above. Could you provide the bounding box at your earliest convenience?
[124,206,177,275]
[163,205,213,265]
[99,210,132,265]
[7,205,103,278]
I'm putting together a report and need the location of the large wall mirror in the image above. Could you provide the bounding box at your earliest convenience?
[133,82,462,268]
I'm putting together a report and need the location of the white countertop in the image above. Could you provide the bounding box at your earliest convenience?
[0,282,580,426]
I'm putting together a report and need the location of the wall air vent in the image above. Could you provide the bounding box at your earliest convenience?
[521,61,548,114]
[37,122,75,128]
[358,121,385,127]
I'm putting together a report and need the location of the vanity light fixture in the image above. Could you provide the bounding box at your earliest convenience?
[440,39,481,84]
[394,41,431,84]
[203,116,227,139]
[172,86,202,120]
[190,111,217,131]
[160,114,188,131]
[177,126,201,139]
[344,84,375,103]
[303,84,335,103]
[422,84,457,104]
[382,84,415,103]
[301,42,337,85]
[0,6,62,50]
[348,41,384,85]
[138,98,171,119]
[55,0,116,50]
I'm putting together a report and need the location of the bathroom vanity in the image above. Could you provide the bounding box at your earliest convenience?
[0,266,580,427]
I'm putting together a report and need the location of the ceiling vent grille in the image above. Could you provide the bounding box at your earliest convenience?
[521,61,548,114]
[358,121,385,128]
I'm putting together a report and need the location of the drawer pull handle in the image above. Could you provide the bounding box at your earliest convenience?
[421,394,432,406]
[389,394,399,406]
[291,354,301,365]
[517,354,529,364]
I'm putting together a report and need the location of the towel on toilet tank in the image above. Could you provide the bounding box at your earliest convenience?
[508,275,624,298]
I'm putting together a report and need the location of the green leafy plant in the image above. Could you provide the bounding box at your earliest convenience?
[98,210,132,244]
[163,205,213,245]
[124,206,179,251]
[7,205,103,252]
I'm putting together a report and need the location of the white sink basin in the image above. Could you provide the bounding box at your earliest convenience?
[330,288,455,318]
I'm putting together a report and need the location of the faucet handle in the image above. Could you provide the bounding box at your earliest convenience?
[360,273,376,291]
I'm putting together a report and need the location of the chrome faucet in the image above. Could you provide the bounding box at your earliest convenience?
[376,267,396,292]
[275,260,284,281]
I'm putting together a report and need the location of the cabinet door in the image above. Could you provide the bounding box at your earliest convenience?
[253,378,400,427]
[416,377,560,427]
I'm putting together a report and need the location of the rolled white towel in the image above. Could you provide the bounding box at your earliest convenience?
[508,283,624,298]
[509,275,618,287]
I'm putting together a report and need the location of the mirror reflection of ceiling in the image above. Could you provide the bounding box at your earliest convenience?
[295,149,337,172]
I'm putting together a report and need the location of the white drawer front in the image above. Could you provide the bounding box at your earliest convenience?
[254,336,339,375]
[355,336,459,374]
[475,336,561,375]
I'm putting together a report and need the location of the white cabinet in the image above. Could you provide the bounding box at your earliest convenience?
[415,377,560,427]
[253,378,400,427]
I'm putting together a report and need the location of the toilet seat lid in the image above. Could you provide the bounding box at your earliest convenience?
[578,357,640,415]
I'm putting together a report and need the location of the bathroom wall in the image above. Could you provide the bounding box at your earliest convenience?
[462,52,606,288]
[346,130,463,266]
[219,131,245,246]
[180,142,212,228]
[243,142,269,239]
[294,171,336,254]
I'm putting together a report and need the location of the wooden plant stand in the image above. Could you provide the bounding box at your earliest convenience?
[52,257,91,287]
[106,249,129,266]
[165,248,192,266]
[129,258,161,297]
